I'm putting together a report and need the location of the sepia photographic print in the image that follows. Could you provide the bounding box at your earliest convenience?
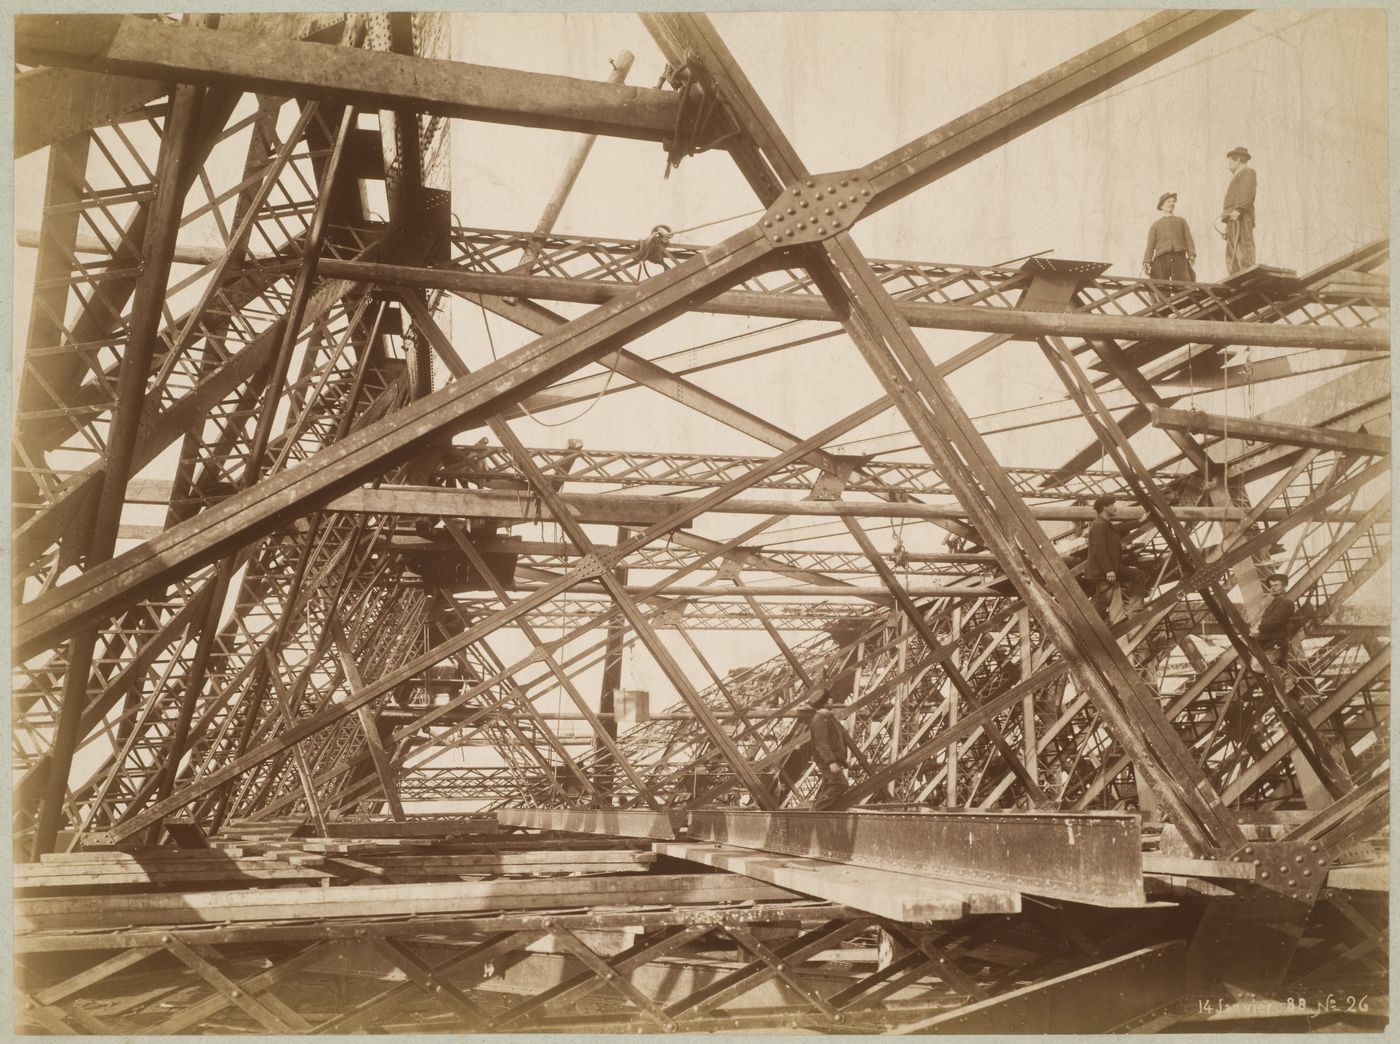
[9,6,1390,1035]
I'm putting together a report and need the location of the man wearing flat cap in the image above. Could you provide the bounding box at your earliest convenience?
[1142,191,1196,282]
[1220,147,1257,275]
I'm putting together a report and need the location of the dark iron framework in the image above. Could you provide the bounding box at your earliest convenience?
[11,10,1389,1034]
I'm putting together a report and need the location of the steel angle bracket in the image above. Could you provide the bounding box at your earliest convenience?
[805,454,874,502]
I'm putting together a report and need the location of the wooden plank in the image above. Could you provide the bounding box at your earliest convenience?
[654,842,1019,922]
[40,852,299,866]
[315,817,501,838]
[16,874,799,931]
[332,851,656,870]
[16,867,334,890]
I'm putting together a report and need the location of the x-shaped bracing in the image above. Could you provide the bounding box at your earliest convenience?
[22,9,1281,854]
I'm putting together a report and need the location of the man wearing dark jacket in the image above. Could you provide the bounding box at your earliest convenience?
[794,703,852,809]
[1083,496,1147,619]
[1252,572,1294,667]
[1220,146,1257,275]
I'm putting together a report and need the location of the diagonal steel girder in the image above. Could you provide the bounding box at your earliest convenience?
[644,11,1248,854]
[403,292,779,807]
[16,8,1253,664]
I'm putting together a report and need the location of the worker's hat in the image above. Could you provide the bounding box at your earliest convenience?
[1266,572,1288,584]
[1156,192,1177,211]
[1226,146,1251,161]
[1092,494,1117,513]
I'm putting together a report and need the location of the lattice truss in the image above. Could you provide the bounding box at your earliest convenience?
[11,11,1389,873]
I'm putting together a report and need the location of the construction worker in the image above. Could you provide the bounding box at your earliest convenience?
[1083,495,1147,620]
[1219,146,1257,275]
[793,703,852,809]
[1142,191,1197,281]
[1251,572,1295,671]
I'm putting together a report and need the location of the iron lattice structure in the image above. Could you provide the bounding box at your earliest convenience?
[10,10,1390,1035]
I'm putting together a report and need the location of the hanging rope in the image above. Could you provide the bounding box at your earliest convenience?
[668,208,764,238]
[480,307,618,428]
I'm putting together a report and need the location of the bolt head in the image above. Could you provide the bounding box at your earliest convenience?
[791,186,801,195]
[848,195,858,203]
[763,219,772,227]
[1295,854,1305,863]
[800,200,809,208]
[1260,871,1270,879]
[824,207,834,215]
[826,185,835,194]
[839,178,849,186]
[796,223,806,231]
[1244,846,1254,855]
[1302,869,1312,877]
[837,201,847,209]
[860,187,871,196]
[1253,859,1261,866]
[785,229,794,237]
[1309,844,1320,853]
[813,192,823,200]
[805,180,815,188]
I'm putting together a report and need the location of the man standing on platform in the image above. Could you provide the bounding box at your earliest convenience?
[1142,191,1197,281]
[1220,146,1257,275]
[1084,496,1148,620]
[794,703,852,809]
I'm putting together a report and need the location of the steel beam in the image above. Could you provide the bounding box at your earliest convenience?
[17,15,683,142]
[682,809,1145,906]
[1153,405,1390,456]
[320,258,1388,352]
[326,484,1336,524]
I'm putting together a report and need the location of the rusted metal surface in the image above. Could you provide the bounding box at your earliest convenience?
[684,810,1146,907]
